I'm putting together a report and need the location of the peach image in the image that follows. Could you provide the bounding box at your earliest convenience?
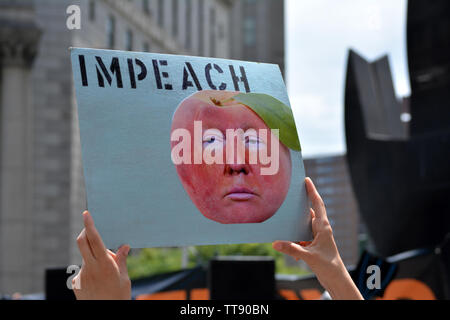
[170,90,292,224]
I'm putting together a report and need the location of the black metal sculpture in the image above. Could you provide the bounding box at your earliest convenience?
[344,0,450,258]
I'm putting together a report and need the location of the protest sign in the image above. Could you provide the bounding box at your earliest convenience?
[71,48,311,248]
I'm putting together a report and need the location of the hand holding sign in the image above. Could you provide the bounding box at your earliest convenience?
[73,211,131,300]
[273,178,363,300]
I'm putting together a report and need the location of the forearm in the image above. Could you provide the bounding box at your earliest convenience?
[317,261,364,300]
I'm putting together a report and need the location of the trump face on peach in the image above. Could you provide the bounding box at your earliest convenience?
[170,90,292,224]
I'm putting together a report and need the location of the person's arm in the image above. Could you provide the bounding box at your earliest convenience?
[273,177,363,300]
[73,211,131,300]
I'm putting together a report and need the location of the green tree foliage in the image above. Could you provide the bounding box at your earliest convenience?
[127,243,311,280]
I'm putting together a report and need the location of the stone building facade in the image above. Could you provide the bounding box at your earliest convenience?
[0,0,288,295]
[0,0,236,295]
[230,0,285,76]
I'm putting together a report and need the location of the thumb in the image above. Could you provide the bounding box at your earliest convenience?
[115,244,130,275]
[273,241,309,261]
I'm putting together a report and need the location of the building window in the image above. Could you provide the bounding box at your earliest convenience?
[244,17,256,47]
[158,0,164,28]
[186,0,192,50]
[209,7,216,57]
[107,15,116,49]
[143,42,150,52]
[218,24,224,39]
[89,0,96,22]
[315,166,334,174]
[316,157,337,164]
[143,0,151,15]
[125,29,133,51]
[198,0,204,55]
[316,176,341,185]
[172,0,178,37]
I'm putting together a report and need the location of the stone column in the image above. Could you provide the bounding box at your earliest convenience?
[0,6,41,295]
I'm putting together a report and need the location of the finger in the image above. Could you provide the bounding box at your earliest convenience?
[310,208,320,239]
[76,229,95,263]
[83,211,107,260]
[273,241,309,261]
[72,271,82,291]
[305,178,327,221]
[295,241,312,247]
[107,249,116,259]
[115,244,130,275]
[310,207,316,220]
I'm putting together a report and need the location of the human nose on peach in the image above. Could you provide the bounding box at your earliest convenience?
[224,162,250,176]
[225,130,246,165]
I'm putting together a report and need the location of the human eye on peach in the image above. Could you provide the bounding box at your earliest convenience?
[170,90,301,225]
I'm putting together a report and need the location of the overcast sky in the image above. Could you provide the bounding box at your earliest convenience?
[285,0,410,158]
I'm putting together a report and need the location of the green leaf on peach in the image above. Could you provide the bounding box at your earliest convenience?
[233,93,301,151]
